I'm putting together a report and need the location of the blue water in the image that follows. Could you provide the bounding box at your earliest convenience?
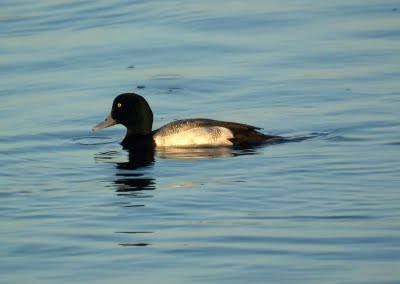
[1,1,400,283]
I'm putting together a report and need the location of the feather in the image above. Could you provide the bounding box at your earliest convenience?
[153,119,278,147]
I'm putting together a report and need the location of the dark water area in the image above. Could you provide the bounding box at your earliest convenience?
[1,1,400,283]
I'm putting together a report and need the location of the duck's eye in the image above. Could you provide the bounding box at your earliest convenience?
[117,103,122,108]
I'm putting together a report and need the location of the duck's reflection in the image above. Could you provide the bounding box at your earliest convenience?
[116,147,155,170]
[94,147,156,195]
[113,148,156,194]
[156,146,242,159]
[94,145,263,247]
[94,145,261,194]
[94,148,156,247]
[113,174,156,194]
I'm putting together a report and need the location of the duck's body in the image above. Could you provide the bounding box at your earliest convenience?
[153,118,277,147]
[93,93,280,149]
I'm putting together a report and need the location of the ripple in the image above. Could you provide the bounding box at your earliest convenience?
[384,141,400,146]
[119,243,150,247]
[115,231,153,234]
[69,136,117,145]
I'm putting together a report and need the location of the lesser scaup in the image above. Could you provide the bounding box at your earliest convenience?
[92,93,281,148]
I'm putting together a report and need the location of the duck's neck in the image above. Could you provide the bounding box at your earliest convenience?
[126,127,151,137]
[121,130,155,149]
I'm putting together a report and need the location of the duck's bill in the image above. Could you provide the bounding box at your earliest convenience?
[92,113,117,131]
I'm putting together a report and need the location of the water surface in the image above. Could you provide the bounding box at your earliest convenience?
[1,1,400,283]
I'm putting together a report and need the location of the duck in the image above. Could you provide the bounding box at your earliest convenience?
[92,93,281,149]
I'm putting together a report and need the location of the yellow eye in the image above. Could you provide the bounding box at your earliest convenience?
[117,103,122,108]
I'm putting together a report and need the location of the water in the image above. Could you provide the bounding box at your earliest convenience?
[1,1,400,283]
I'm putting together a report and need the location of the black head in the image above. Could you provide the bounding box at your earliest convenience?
[93,93,153,136]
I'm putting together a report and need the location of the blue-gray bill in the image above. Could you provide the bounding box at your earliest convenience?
[92,113,117,131]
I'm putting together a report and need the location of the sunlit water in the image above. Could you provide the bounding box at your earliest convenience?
[1,1,400,283]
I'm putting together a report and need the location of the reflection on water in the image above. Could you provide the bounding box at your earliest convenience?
[92,136,326,249]
[94,148,155,170]
[95,144,267,167]
[94,145,265,195]
[95,149,156,196]
[113,174,156,194]
[115,231,154,247]
[93,135,317,199]
[118,243,151,247]
[155,146,258,159]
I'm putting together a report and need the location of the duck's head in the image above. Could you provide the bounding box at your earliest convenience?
[92,93,153,135]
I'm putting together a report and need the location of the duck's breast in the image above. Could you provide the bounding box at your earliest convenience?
[154,126,234,147]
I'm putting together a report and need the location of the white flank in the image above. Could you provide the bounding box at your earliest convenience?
[154,126,234,147]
